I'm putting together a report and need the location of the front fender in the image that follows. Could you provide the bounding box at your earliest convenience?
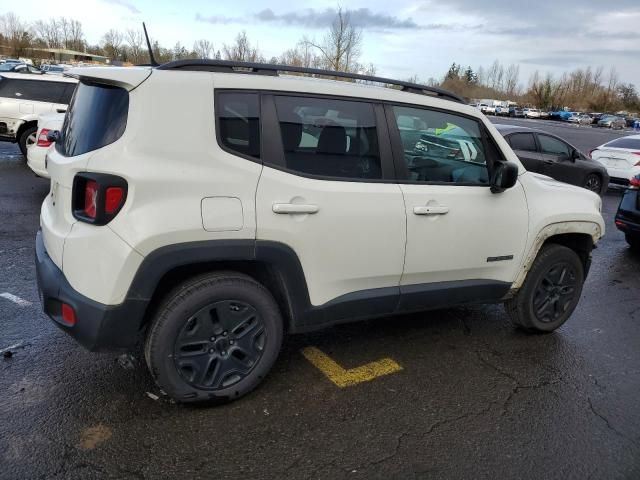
[511,221,602,290]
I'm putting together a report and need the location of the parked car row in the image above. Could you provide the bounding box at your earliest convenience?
[0,59,70,76]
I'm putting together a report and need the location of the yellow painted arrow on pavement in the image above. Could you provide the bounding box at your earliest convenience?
[301,346,403,388]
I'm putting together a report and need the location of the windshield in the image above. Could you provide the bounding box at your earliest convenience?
[56,81,129,157]
[0,63,18,71]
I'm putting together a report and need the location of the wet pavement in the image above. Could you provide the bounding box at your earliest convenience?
[1,123,639,480]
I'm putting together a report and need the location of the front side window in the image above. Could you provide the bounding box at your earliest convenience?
[273,95,381,180]
[392,105,490,184]
[538,135,571,158]
[57,81,129,157]
[508,133,537,152]
[216,92,260,159]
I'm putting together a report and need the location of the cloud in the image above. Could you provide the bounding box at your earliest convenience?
[104,0,140,14]
[195,8,443,30]
[520,49,640,67]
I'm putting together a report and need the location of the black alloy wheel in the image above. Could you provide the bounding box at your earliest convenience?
[531,262,578,323]
[584,174,602,193]
[174,300,266,390]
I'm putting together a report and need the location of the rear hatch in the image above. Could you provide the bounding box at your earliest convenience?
[41,67,151,268]
[592,136,640,178]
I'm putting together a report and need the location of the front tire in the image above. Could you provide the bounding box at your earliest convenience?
[145,272,283,405]
[505,244,585,332]
[583,173,602,194]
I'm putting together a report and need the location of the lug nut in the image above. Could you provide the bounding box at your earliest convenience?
[223,331,228,336]
[209,349,214,354]
[230,340,234,345]
[210,337,215,341]
[222,351,227,355]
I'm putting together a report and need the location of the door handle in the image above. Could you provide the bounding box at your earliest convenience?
[272,203,319,214]
[413,205,449,215]
[543,159,554,165]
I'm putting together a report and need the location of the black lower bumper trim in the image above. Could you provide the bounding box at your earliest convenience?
[35,231,148,351]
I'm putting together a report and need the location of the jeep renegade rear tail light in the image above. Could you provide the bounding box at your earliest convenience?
[36,128,52,147]
[629,176,640,189]
[83,180,98,219]
[61,303,76,326]
[72,173,128,225]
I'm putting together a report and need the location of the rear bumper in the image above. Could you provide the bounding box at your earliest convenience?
[35,230,147,351]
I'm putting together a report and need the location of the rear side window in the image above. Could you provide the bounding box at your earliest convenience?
[508,133,537,152]
[0,78,71,103]
[216,92,261,159]
[273,95,381,180]
[57,81,128,157]
[605,138,640,150]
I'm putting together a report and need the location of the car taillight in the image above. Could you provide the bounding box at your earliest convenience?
[629,176,640,189]
[61,303,76,326]
[83,180,98,219]
[73,173,128,225]
[105,187,125,214]
[36,128,52,147]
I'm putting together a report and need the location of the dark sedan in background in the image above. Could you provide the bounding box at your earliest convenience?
[615,174,640,250]
[495,124,609,194]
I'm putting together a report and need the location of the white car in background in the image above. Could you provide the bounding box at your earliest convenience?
[26,113,64,178]
[591,134,640,185]
[523,108,541,119]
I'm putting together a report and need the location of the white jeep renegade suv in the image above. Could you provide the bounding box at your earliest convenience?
[36,61,604,405]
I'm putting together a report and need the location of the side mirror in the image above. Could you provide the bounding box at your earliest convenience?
[490,161,519,193]
[571,149,580,161]
[46,130,60,143]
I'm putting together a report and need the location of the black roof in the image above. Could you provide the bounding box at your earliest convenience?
[156,59,464,104]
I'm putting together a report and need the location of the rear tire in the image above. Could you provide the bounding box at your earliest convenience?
[145,271,283,405]
[18,126,37,156]
[626,234,640,252]
[505,244,585,333]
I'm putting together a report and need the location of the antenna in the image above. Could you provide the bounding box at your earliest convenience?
[142,22,158,67]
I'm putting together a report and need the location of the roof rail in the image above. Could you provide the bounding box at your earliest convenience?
[156,59,464,103]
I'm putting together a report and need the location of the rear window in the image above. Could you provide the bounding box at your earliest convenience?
[605,137,640,150]
[57,81,128,157]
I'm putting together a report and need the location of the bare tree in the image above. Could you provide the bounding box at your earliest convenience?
[33,19,61,48]
[193,39,214,59]
[102,29,123,60]
[0,12,31,56]
[304,7,363,73]
[280,41,319,68]
[223,31,263,62]
[125,28,144,64]
[504,64,520,96]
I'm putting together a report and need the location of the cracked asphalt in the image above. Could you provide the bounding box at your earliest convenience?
[1,120,639,480]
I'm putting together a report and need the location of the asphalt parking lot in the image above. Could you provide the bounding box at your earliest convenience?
[1,120,639,480]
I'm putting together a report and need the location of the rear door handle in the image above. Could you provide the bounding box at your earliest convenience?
[413,205,449,215]
[272,203,319,214]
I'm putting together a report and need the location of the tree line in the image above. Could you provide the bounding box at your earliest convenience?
[1,10,637,112]
[440,61,638,112]
[0,9,374,75]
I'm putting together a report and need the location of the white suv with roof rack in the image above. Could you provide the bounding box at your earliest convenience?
[36,60,604,405]
[0,72,77,155]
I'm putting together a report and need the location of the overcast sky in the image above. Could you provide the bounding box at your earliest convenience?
[11,0,640,85]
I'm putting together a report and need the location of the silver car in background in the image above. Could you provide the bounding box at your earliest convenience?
[598,115,626,129]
